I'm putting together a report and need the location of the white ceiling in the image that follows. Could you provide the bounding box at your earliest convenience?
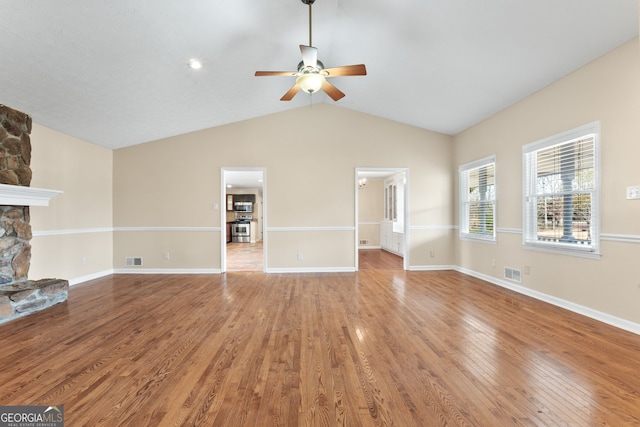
[1,1,637,150]
[224,170,264,189]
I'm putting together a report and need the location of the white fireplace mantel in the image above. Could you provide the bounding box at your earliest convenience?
[0,183,63,206]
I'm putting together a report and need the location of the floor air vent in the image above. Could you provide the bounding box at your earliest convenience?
[504,267,522,283]
[125,257,143,267]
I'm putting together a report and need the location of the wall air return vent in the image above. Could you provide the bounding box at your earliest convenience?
[504,267,522,283]
[125,257,143,267]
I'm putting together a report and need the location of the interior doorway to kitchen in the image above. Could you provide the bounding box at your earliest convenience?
[355,168,408,271]
[221,167,266,272]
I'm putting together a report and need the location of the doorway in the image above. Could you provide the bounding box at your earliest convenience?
[221,168,266,272]
[355,168,408,270]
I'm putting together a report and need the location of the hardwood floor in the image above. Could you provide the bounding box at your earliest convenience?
[358,249,403,270]
[1,270,640,426]
[226,241,263,272]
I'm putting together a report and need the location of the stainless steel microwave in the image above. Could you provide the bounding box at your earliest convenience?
[233,201,253,212]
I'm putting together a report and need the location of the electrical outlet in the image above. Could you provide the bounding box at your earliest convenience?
[626,185,640,200]
[524,266,531,275]
[164,252,170,260]
[429,250,435,258]
[491,258,496,267]
[81,256,87,265]
[297,252,303,261]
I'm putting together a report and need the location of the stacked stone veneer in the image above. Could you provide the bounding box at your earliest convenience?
[0,105,68,325]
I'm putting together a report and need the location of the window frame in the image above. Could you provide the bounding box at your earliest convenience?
[459,155,497,243]
[522,121,601,258]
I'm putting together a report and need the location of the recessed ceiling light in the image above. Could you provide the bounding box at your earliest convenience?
[188,59,203,70]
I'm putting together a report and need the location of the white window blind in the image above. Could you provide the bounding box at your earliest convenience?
[523,122,600,255]
[459,156,496,242]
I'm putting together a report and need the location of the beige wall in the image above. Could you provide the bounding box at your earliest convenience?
[113,104,454,271]
[29,123,113,283]
[453,38,640,324]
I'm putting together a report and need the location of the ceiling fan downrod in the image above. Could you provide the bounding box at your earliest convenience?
[301,0,315,47]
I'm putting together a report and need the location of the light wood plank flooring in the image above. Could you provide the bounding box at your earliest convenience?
[226,241,263,272]
[358,249,403,270]
[1,271,639,426]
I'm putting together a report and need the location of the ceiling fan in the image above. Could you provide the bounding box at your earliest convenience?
[254,0,367,102]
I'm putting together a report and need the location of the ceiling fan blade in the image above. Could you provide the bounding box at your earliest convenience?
[255,71,297,76]
[280,84,301,101]
[321,80,345,101]
[300,45,318,68]
[323,64,367,77]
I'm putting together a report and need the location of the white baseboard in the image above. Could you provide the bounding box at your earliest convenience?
[454,266,640,336]
[265,267,357,273]
[113,268,222,274]
[408,265,456,271]
[68,269,114,286]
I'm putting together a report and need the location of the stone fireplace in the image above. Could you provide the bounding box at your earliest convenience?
[0,105,68,325]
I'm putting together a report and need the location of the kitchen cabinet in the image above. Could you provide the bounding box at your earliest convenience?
[226,222,232,243]
[233,194,256,203]
[380,222,404,256]
[226,193,256,211]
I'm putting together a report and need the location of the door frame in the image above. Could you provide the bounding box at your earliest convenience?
[355,167,409,270]
[221,167,267,273]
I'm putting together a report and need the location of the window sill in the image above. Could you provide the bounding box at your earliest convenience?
[522,243,601,259]
[460,234,497,245]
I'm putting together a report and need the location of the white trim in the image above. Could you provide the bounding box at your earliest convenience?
[409,225,455,231]
[408,265,456,271]
[454,266,640,336]
[494,229,640,244]
[522,121,601,257]
[114,268,221,274]
[522,243,602,260]
[267,226,355,232]
[458,155,496,172]
[68,269,114,286]
[358,221,381,226]
[497,227,522,234]
[359,245,382,250]
[459,155,497,243]
[601,233,640,244]
[0,183,63,206]
[266,267,356,273]
[221,166,267,274]
[31,225,640,246]
[33,227,113,237]
[114,226,219,232]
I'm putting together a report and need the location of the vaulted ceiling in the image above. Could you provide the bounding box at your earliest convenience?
[1,0,637,149]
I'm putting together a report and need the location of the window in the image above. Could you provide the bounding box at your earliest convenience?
[522,122,600,256]
[459,156,496,242]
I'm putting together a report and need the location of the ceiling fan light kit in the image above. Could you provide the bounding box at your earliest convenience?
[297,73,324,94]
[255,0,366,102]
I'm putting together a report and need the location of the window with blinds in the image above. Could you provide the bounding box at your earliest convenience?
[522,122,600,256]
[459,156,496,242]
